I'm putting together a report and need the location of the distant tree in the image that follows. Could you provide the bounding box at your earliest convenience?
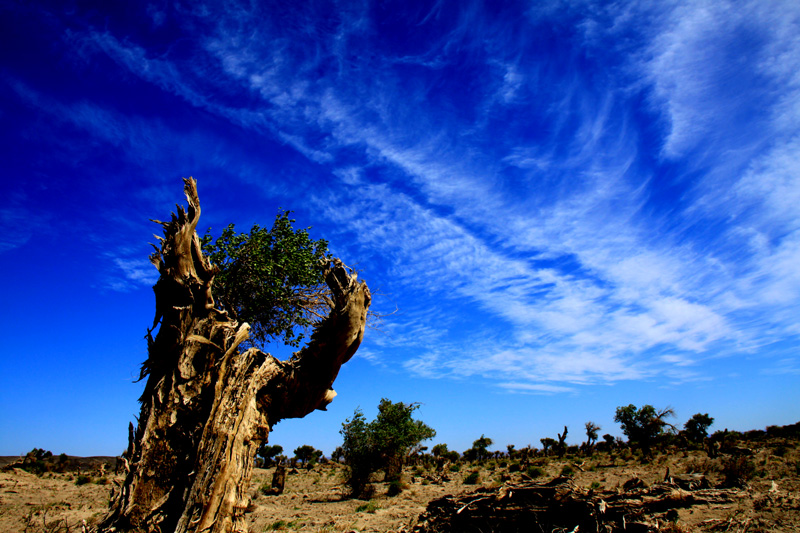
[614,404,675,456]
[556,426,568,458]
[469,435,493,462]
[684,413,714,443]
[331,446,344,463]
[293,445,321,466]
[258,444,284,467]
[540,437,557,456]
[585,422,601,448]
[432,444,450,458]
[506,444,516,459]
[340,399,436,497]
[201,211,331,349]
[445,450,461,463]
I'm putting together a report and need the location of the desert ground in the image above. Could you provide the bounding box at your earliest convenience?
[1,434,798,532]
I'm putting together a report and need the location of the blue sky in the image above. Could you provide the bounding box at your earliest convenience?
[1,0,799,457]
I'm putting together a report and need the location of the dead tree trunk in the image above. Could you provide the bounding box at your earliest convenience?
[97,178,370,533]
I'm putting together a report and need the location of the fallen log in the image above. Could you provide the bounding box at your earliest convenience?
[413,476,742,533]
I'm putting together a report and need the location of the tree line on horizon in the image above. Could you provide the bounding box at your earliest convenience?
[249,397,799,499]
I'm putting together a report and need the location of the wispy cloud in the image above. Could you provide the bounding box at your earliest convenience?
[34,0,800,390]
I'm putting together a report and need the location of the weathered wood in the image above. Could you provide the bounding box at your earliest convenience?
[97,178,370,533]
[270,465,287,495]
[413,476,742,533]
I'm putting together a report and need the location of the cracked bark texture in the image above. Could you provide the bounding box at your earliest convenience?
[97,178,370,533]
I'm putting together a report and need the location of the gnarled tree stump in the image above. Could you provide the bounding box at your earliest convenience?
[97,178,370,533]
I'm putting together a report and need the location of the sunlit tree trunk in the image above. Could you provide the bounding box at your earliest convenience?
[97,178,370,533]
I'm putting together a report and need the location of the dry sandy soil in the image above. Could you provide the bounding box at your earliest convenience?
[2,439,798,532]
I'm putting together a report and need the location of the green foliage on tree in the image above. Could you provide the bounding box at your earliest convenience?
[684,413,714,443]
[293,444,322,466]
[465,435,493,463]
[257,444,284,467]
[201,210,331,349]
[431,443,449,458]
[340,399,436,497]
[472,435,493,459]
[614,404,675,455]
[540,437,557,456]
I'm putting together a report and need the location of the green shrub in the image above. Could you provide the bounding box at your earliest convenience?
[560,465,574,477]
[265,519,301,530]
[356,500,379,513]
[449,464,461,473]
[387,480,404,496]
[508,462,521,473]
[75,475,91,486]
[463,471,480,484]
[526,466,544,479]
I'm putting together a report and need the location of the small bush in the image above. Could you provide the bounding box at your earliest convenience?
[266,520,288,531]
[526,466,544,479]
[95,477,109,485]
[387,480,404,496]
[508,462,521,473]
[463,471,480,484]
[265,519,300,530]
[449,464,461,473]
[356,500,379,513]
[560,465,574,477]
[721,456,755,487]
[75,475,92,486]
[589,481,602,491]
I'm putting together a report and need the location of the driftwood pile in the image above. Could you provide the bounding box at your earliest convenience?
[412,475,741,533]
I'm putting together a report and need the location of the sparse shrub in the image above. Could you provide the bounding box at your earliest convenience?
[508,462,521,473]
[266,519,288,531]
[75,474,91,486]
[95,477,109,485]
[682,456,717,475]
[590,481,602,490]
[560,465,574,477]
[356,500,379,513]
[773,445,788,457]
[265,519,301,530]
[463,471,480,484]
[449,464,461,473]
[526,466,544,479]
[387,479,404,496]
[721,456,756,487]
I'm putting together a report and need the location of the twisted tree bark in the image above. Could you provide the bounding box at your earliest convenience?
[97,178,370,533]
